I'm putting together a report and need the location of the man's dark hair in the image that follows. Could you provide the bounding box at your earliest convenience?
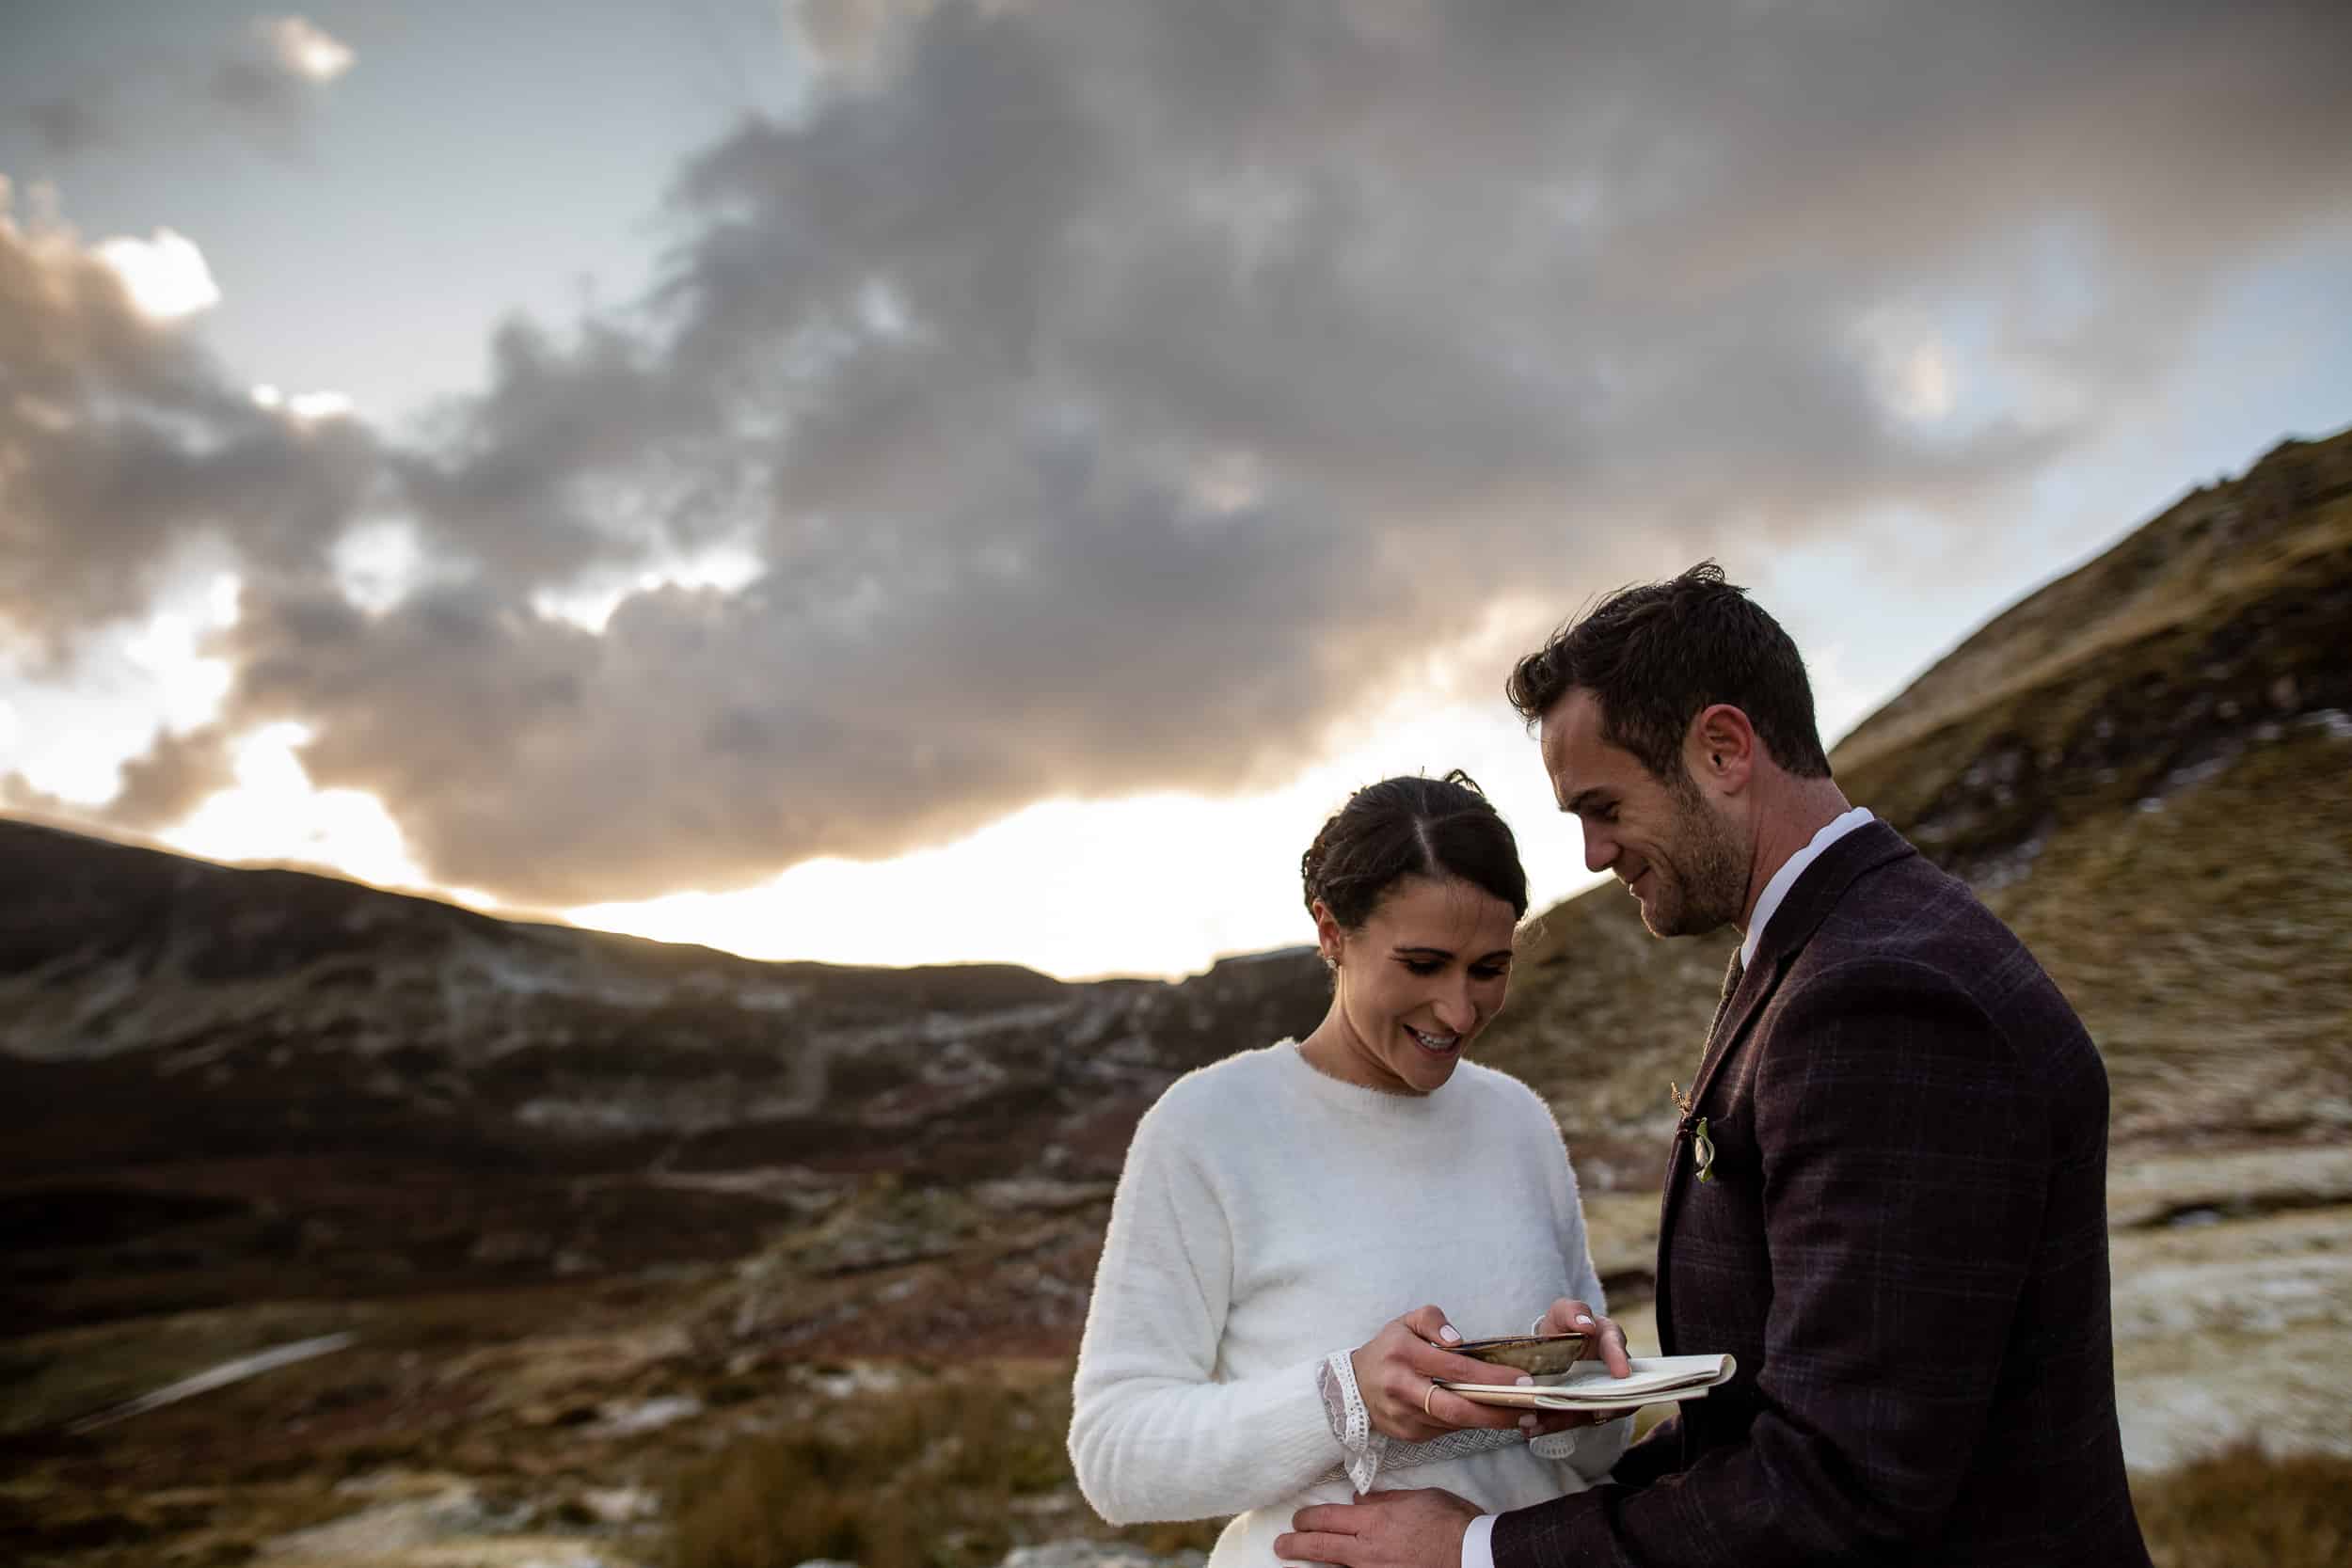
[1505,562,1833,783]
[1301,770,1529,928]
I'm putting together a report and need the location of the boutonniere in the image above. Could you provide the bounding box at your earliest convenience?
[1669,1082,1717,1183]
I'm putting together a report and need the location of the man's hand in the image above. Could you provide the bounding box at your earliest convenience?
[1275,1487,1480,1568]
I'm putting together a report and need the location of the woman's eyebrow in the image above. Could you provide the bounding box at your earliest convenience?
[1391,945,1516,963]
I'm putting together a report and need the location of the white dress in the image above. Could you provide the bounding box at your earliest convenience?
[1068,1041,1629,1567]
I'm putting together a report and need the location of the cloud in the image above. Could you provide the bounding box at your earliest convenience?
[17,14,355,159]
[8,1,2352,905]
[0,182,378,664]
[210,16,357,142]
[91,229,222,321]
[25,94,122,158]
[251,384,356,421]
[259,16,357,84]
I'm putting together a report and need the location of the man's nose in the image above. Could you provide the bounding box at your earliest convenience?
[1582,827,1616,876]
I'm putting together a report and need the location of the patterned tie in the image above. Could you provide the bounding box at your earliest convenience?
[1706,950,1746,1047]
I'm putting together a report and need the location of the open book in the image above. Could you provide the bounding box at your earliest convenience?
[1438,1354,1737,1410]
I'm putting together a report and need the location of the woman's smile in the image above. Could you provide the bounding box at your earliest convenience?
[1406,1024,1460,1055]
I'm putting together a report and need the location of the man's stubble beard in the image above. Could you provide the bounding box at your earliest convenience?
[1647,779,1748,940]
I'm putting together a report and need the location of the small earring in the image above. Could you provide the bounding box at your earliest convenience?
[1322,950,1339,973]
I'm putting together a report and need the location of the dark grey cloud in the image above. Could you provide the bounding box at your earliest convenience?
[0,200,380,667]
[25,95,122,159]
[13,17,352,160]
[8,0,2351,904]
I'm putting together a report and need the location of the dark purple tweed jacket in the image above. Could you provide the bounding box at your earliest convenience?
[1492,820,2150,1567]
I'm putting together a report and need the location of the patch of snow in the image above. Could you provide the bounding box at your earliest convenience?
[71,1333,358,1433]
[809,1362,908,1399]
[975,1178,1117,1212]
[577,1485,659,1525]
[517,1099,662,1133]
[1970,826,2050,894]
[591,1394,703,1436]
[2142,740,2246,808]
[2298,707,2352,741]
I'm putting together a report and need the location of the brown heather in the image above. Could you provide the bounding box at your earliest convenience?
[2131,1442,2352,1568]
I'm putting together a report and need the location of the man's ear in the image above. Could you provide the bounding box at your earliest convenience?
[1688,704,1757,795]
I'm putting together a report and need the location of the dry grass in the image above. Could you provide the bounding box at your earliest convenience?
[663,1364,1218,1568]
[663,1356,2352,1568]
[2134,1442,2352,1568]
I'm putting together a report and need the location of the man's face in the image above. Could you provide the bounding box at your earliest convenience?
[1538,688,1746,938]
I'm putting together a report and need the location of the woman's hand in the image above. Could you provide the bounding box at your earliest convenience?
[1516,1295,1638,1437]
[1349,1305,1530,1441]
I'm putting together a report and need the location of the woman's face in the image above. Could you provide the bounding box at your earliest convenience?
[1313,874,1518,1095]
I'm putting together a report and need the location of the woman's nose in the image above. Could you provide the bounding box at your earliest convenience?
[1433,986,1476,1033]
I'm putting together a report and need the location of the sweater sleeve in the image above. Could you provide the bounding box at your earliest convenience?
[1067,1092,1343,1524]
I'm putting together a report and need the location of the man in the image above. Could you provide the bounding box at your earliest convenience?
[1276,563,2149,1566]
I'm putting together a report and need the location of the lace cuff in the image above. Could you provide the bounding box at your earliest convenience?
[1528,1409,1632,1462]
[1316,1350,1388,1492]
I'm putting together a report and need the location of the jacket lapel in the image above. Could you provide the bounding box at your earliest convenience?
[1679,819,1915,1116]
[1653,821,1917,1359]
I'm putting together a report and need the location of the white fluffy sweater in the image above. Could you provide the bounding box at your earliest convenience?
[1068,1040,1626,1567]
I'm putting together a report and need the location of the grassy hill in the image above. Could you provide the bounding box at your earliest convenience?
[1477,426,2352,1180]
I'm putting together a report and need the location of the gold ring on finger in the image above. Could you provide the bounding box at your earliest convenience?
[1422,1380,1440,1420]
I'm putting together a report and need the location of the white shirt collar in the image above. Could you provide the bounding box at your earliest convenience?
[1740,805,1875,969]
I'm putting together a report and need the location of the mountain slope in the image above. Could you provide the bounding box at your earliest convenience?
[0,820,1326,1331]
[1475,425,2352,1175]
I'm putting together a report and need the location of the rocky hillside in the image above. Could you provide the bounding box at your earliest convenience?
[1477,425,2352,1178]
[0,829,1326,1336]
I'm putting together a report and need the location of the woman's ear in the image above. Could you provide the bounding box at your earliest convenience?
[1311,899,1344,968]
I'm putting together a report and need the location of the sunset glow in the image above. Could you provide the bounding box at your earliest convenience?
[4,1,2348,979]
[93,228,220,320]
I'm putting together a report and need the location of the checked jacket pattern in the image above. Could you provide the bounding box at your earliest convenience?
[1491,822,2151,1567]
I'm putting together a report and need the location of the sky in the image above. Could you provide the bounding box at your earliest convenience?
[3,0,2349,980]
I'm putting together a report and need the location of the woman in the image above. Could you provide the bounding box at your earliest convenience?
[1068,772,1629,1566]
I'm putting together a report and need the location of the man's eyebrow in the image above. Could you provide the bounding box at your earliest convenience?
[1563,787,1611,815]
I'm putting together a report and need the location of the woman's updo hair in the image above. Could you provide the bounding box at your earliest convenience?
[1300,769,1530,930]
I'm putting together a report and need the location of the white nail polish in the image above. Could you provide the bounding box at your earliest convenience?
[1438,1324,1461,1344]
[1574,1314,1596,1328]
[1516,1374,1534,1386]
